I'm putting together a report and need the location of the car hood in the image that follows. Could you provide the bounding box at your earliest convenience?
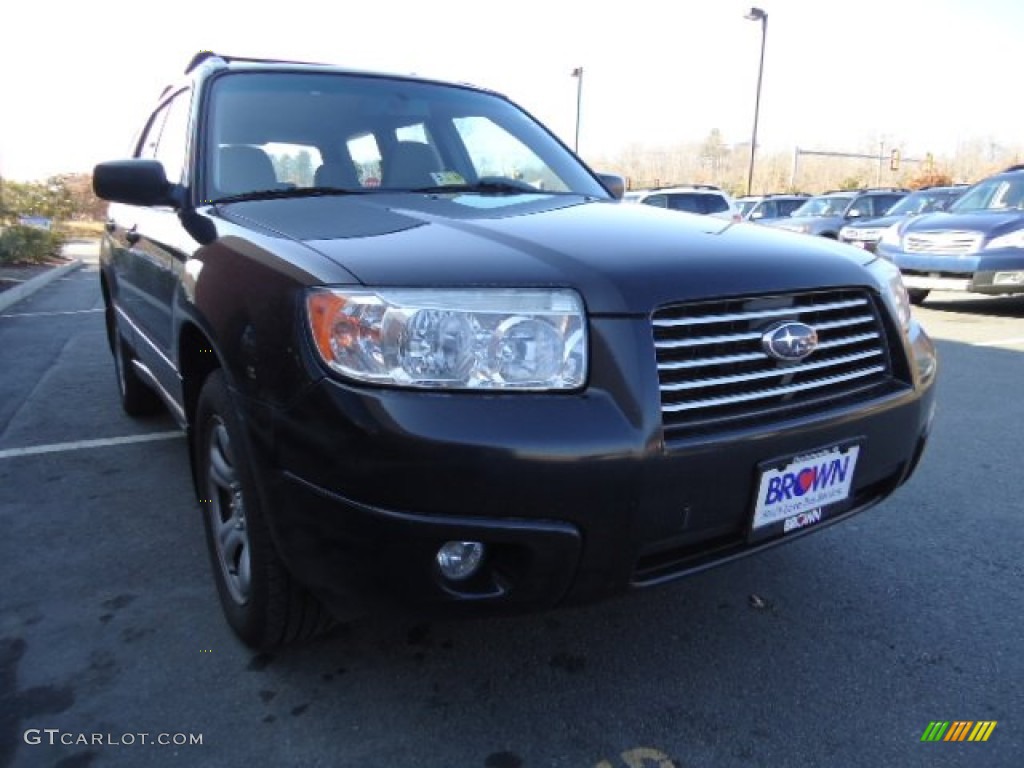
[898,210,1024,238]
[218,192,875,315]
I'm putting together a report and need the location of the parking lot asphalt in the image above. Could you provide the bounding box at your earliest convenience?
[0,256,1021,768]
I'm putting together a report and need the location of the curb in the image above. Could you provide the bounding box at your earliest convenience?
[0,259,85,313]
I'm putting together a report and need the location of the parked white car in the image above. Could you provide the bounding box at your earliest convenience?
[624,185,741,222]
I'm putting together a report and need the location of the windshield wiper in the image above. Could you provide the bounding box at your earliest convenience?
[406,178,558,195]
[210,186,371,204]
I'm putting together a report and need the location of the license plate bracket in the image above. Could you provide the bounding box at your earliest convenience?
[749,441,862,542]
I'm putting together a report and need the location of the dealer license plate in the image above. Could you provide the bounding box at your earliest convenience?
[752,444,860,533]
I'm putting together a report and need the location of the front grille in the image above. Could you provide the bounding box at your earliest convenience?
[904,231,982,255]
[653,289,905,436]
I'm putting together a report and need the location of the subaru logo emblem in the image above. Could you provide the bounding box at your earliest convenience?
[762,321,818,361]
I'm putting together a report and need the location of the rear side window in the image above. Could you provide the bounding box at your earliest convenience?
[667,193,733,215]
[667,194,701,213]
[778,199,804,217]
[702,195,729,215]
[875,195,904,215]
[642,194,668,208]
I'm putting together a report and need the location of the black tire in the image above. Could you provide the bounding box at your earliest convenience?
[908,289,930,305]
[195,370,333,649]
[106,302,161,417]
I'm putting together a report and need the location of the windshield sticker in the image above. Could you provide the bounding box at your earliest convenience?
[430,171,466,186]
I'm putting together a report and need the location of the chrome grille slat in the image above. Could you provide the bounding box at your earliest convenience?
[656,330,762,350]
[904,230,982,255]
[660,349,883,392]
[662,366,887,412]
[653,289,900,433]
[812,314,875,331]
[651,297,868,328]
[655,331,880,372]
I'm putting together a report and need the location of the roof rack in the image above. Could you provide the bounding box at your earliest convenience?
[184,51,329,74]
[647,183,722,192]
[821,187,908,195]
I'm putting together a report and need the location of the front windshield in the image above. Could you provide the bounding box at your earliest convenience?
[950,176,1024,213]
[205,72,608,201]
[887,190,959,216]
[791,195,850,217]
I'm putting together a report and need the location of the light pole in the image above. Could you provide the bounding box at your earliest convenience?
[744,7,767,196]
[571,67,584,153]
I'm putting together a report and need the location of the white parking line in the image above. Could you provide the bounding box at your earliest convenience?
[0,308,104,318]
[975,337,1024,348]
[0,431,183,460]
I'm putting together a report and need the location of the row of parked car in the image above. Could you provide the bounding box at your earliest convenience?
[624,166,1024,304]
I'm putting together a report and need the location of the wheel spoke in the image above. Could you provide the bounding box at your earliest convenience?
[208,425,236,491]
[237,545,252,593]
[205,416,251,603]
[218,516,246,561]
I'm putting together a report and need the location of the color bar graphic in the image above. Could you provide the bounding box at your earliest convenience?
[921,721,996,742]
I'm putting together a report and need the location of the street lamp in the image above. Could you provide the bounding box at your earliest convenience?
[744,7,767,196]
[571,67,584,153]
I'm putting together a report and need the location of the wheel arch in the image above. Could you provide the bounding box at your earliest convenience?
[179,320,224,495]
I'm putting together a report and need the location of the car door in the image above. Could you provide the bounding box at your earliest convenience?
[122,89,194,398]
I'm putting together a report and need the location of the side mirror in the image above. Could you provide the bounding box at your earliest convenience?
[750,210,764,220]
[93,159,180,207]
[846,208,863,219]
[596,173,626,200]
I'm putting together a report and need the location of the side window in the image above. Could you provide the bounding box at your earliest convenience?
[347,133,382,187]
[761,201,777,218]
[643,195,668,208]
[396,123,430,144]
[878,195,902,215]
[153,90,193,185]
[136,106,170,161]
[667,194,699,213]
[262,143,322,187]
[701,195,729,215]
[780,200,803,217]
[452,116,567,191]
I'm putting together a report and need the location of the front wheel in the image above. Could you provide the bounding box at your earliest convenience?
[195,371,333,649]
[908,288,930,305]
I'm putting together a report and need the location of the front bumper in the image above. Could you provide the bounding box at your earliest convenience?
[880,243,1024,295]
[239,317,938,619]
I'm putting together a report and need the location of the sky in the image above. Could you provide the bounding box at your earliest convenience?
[2,0,1022,181]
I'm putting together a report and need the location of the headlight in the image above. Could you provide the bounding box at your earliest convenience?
[879,223,902,247]
[867,258,911,333]
[985,229,1024,249]
[839,226,857,240]
[306,288,587,390]
[858,228,883,241]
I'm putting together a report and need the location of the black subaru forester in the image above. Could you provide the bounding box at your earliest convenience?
[93,53,938,649]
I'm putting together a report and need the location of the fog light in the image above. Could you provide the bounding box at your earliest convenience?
[436,541,485,581]
[993,271,1024,286]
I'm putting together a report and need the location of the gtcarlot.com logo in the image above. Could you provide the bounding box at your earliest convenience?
[24,729,203,747]
[920,721,997,742]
